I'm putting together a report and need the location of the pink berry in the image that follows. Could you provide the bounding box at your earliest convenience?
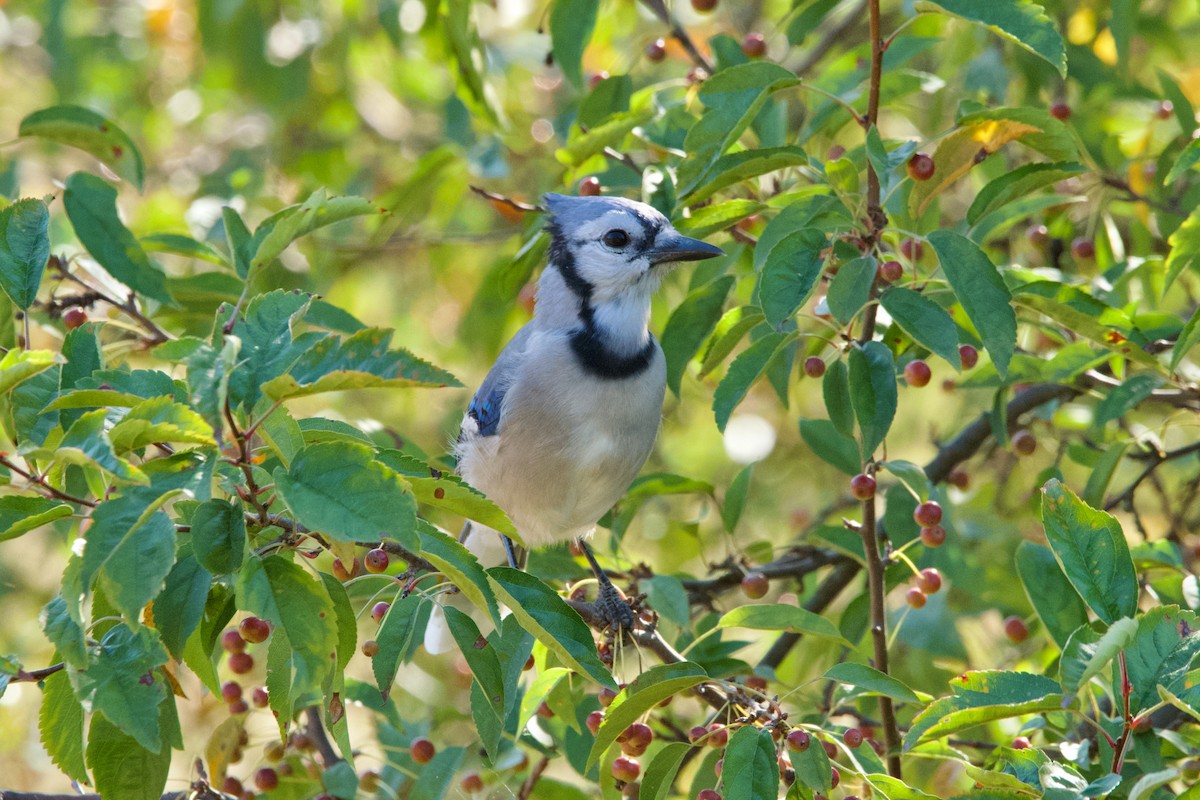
[913,501,942,527]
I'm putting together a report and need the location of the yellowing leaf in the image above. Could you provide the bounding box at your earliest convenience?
[910,120,1041,217]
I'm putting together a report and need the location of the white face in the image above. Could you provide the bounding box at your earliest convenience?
[567,209,667,303]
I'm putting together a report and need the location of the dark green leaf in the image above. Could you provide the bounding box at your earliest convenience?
[643,574,689,627]
[586,662,708,770]
[967,161,1084,224]
[1040,480,1138,625]
[417,521,502,626]
[0,197,51,308]
[822,360,854,437]
[713,332,791,432]
[791,730,833,791]
[719,604,849,644]
[549,0,599,88]
[1092,374,1164,429]
[224,289,317,409]
[319,573,358,673]
[69,624,168,751]
[222,207,255,279]
[904,670,1062,748]
[372,593,429,696]
[81,493,176,622]
[759,228,826,325]
[826,256,876,324]
[928,230,1016,377]
[140,232,229,266]
[879,460,931,502]
[662,275,735,395]
[38,666,88,784]
[20,106,144,189]
[799,418,861,475]
[1159,69,1197,137]
[1124,606,1200,713]
[752,194,843,272]
[640,742,691,800]
[723,725,779,800]
[848,341,897,459]
[1083,442,1128,508]
[86,711,171,800]
[722,464,754,532]
[63,172,172,305]
[444,606,506,710]
[685,146,808,205]
[880,287,962,368]
[0,495,72,543]
[153,553,211,660]
[577,74,632,128]
[1014,541,1089,650]
[699,306,765,377]
[916,0,1066,75]
[824,662,925,703]
[190,499,246,575]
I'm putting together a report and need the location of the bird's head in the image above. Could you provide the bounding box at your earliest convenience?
[543,193,724,303]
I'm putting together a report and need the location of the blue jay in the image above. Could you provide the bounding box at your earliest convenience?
[424,193,723,654]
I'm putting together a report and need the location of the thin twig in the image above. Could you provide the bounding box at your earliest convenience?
[468,186,542,213]
[638,0,714,74]
[759,559,861,670]
[1105,441,1200,511]
[11,662,65,683]
[517,756,550,800]
[304,706,343,769]
[0,455,97,508]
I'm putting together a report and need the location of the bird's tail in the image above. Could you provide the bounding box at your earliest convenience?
[423,522,512,655]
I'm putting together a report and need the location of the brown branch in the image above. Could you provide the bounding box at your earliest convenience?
[679,546,850,603]
[1105,441,1200,511]
[11,662,65,683]
[0,794,189,800]
[517,756,551,800]
[793,0,869,77]
[304,705,343,769]
[638,0,714,74]
[53,259,173,346]
[759,559,861,670]
[468,185,541,214]
[0,455,97,508]
[224,401,271,525]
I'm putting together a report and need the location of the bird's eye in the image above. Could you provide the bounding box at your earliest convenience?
[602,229,630,249]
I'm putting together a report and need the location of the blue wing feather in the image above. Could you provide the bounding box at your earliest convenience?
[468,386,505,437]
[462,325,534,439]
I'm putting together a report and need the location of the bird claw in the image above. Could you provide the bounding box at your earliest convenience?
[594,579,635,634]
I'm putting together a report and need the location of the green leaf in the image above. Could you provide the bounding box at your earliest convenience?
[713,332,791,432]
[824,662,925,703]
[273,441,419,551]
[1171,303,1200,371]
[152,553,211,660]
[1092,374,1164,429]
[1159,69,1198,136]
[662,275,735,396]
[20,106,144,189]
[38,666,88,784]
[0,496,72,543]
[556,109,652,167]
[826,256,876,324]
[722,464,754,532]
[262,327,460,400]
[916,0,1066,75]
[1059,618,1137,699]
[70,624,168,751]
[799,418,861,475]
[549,0,599,89]
[224,290,315,409]
[81,493,176,622]
[190,499,246,575]
[586,662,708,770]
[140,232,229,266]
[791,728,833,791]
[417,521,502,626]
[87,711,172,800]
[1040,480,1138,625]
[372,593,430,696]
[235,556,338,720]
[1124,606,1200,713]
[1014,541,1089,650]
[640,742,692,800]
[822,360,854,437]
[722,725,779,800]
[967,161,1084,225]
[380,451,516,538]
[674,199,764,239]
[443,606,506,708]
[319,573,358,673]
[904,670,1062,748]
[880,287,962,368]
[928,230,1016,378]
[488,566,616,689]
[1165,205,1200,288]
[1013,282,1154,366]
[758,228,826,326]
[577,75,632,128]
[0,197,51,308]
[63,172,172,306]
[684,146,808,205]
[0,348,60,395]
[248,190,380,280]
[1128,769,1182,800]
[718,604,850,645]
[848,341,897,459]
[1083,442,1128,508]
[610,472,714,537]
[699,306,764,376]
[879,460,931,502]
[108,396,216,452]
[909,119,1044,217]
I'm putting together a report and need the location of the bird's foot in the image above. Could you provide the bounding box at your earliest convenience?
[594,576,636,635]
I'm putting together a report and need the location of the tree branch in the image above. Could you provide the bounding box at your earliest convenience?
[638,0,714,74]
[759,559,860,670]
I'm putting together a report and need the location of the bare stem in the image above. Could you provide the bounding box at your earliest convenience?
[0,455,97,508]
[638,0,714,74]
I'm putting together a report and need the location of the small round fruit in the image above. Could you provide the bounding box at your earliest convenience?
[826,144,846,161]
[612,756,641,782]
[900,238,924,261]
[904,359,932,388]
[222,630,246,653]
[879,260,904,283]
[537,702,554,719]
[371,601,390,623]
[698,790,723,800]
[264,741,286,762]
[524,654,536,671]
[691,0,718,11]
[920,525,946,547]
[786,730,811,752]
[850,473,876,500]
[365,548,389,573]
[906,588,927,608]
[913,501,943,527]
[1026,224,1049,246]
[907,153,935,181]
[239,616,271,644]
[803,356,826,378]
[741,32,766,58]
[229,699,249,715]
[689,725,708,744]
[411,737,436,764]
[64,308,88,329]
[741,571,769,599]
[251,687,269,708]
[948,468,970,489]
[1012,736,1031,749]
[332,557,361,581]
[623,722,653,749]
[228,652,254,675]
[586,710,604,735]
[830,767,841,788]
[223,777,244,796]
[1012,430,1037,456]
[843,728,864,748]
[579,176,601,196]
[1071,237,1095,260]
[917,568,942,595]
[461,772,485,792]
[1049,101,1071,121]
[359,771,380,792]
[598,686,619,707]
[1004,616,1029,643]
[645,38,666,62]
[588,71,610,89]
[958,344,978,369]
[362,639,380,657]
[1156,100,1174,120]
[822,740,837,759]
[221,681,243,703]
[253,768,278,791]
[714,758,723,777]
[706,723,729,747]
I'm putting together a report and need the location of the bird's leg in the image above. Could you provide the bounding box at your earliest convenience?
[575,538,635,634]
[502,534,521,569]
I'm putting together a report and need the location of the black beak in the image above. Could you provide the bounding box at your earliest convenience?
[647,233,725,265]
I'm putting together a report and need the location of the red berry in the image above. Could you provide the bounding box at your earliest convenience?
[598,686,619,707]
[620,722,653,755]
[691,0,718,11]
[741,32,766,58]
[461,772,484,792]
[251,687,269,708]
[1012,430,1037,456]
[904,359,932,388]
[411,737,436,764]
[830,767,841,788]
[907,153,935,181]
[706,723,728,747]
[913,501,942,527]
[850,473,876,500]
[1004,616,1029,643]
[524,655,536,671]
[229,699,249,714]
[586,710,604,735]
[612,756,640,782]
[714,758,723,777]
[843,728,864,748]
[222,777,243,796]
[958,344,979,369]
[786,730,811,752]
[803,356,826,378]
[63,308,88,329]
[537,701,554,719]
[689,725,708,744]
[588,71,610,90]
[1071,237,1095,260]
[920,525,946,547]
[1156,100,1174,120]
[698,791,723,800]
[372,601,390,623]
[826,145,846,161]
[332,557,361,581]
[228,652,254,674]
[579,176,601,196]
[221,682,243,703]
[822,739,837,758]
[1049,101,1071,121]
[917,568,942,595]
[365,548,389,573]
[900,238,924,261]
[239,617,271,644]
[645,38,666,62]
[906,588,927,608]
[1012,736,1031,749]
[1026,224,1049,246]
[362,639,380,657]
[879,260,903,283]
[947,468,970,489]
[253,768,278,791]
[740,571,769,599]
[222,630,246,653]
